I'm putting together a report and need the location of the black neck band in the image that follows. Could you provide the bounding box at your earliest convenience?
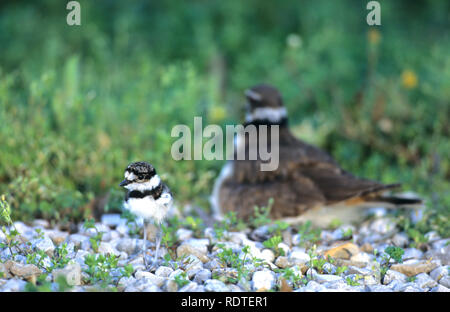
[127,183,163,200]
[243,117,288,128]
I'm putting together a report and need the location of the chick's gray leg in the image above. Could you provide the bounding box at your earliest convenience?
[142,220,148,267]
[153,224,163,266]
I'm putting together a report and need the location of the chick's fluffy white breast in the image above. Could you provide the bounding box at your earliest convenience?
[123,193,172,224]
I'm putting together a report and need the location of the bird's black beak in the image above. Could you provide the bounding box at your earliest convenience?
[119,179,131,187]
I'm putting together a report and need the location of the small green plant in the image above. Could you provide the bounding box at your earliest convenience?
[384,246,404,263]
[25,274,73,292]
[263,235,284,257]
[296,221,322,247]
[216,244,253,283]
[249,198,274,228]
[307,245,331,274]
[0,195,27,260]
[407,228,428,248]
[84,253,119,287]
[213,211,246,240]
[275,267,307,289]
[120,264,134,278]
[380,246,404,279]
[183,216,205,237]
[328,219,343,230]
[268,220,289,237]
[174,271,190,288]
[335,265,348,275]
[161,217,180,259]
[341,228,353,239]
[50,243,71,270]
[345,275,362,286]
[83,219,104,253]
[407,276,417,282]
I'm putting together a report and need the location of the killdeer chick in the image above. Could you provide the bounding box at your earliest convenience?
[119,161,173,268]
[211,84,422,227]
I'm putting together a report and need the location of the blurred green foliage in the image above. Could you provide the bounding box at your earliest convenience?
[0,1,448,235]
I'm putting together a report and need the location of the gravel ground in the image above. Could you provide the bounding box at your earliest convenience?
[0,208,449,292]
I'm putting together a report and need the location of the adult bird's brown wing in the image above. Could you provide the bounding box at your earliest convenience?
[222,128,420,220]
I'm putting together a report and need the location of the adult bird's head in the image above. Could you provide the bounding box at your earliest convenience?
[244,84,287,125]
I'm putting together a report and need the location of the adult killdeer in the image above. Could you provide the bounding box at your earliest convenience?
[211,84,422,226]
[119,161,173,267]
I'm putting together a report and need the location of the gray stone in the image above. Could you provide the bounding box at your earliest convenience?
[116,238,139,255]
[414,273,437,289]
[347,266,372,276]
[212,241,240,253]
[260,249,275,263]
[252,269,276,291]
[322,263,336,274]
[439,275,450,288]
[331,225,356,240]
[98,242,120,256]
[314,273,343,284]
[179,281,200,292]
[292,233,302,245]
[350,252,374,264]
[391,260,438,277]
[403,248,423,260]
[165,279,179,292]
[1,278,27,292]
[9,262,42,281]
[101,214,125,228]
[303,280,326,292]
[155,266,174,278]
[365,285,393,292]
[52,263,81,286]
[204,279,229,292]
[364,275,380,286]
[424,231,440,242]
[194,269,211,284]
[383,269,407,285]
[117,276,136,292]
[32,236,55,256]
[228,284,244,292]
[251,226,270,241]
[431,239,450,250]
[228,232,247,245]
[177,239,209,263]
[69,234,91,250]
[391,233,409,247]
[426,245,450,266]
[430,284,450,292]
[125,278,161,292]
[102,230,120,242]
[399,283,425,292]
[204,259,222,271]
[176,228,193,241]
[370,218,396,235]
[13,222,33,240]
[47,230,68,245]
[135,271,165,288]
[429,266,448,281]
[275,256,290,269]
[289,250,310,265]
[0,262,11,279]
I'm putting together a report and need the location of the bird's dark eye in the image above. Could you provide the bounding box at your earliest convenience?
[138,174,144,180]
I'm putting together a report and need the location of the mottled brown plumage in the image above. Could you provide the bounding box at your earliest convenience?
[213,84,421,223]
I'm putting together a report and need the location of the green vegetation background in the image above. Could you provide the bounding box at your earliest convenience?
[0,1,448,235]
